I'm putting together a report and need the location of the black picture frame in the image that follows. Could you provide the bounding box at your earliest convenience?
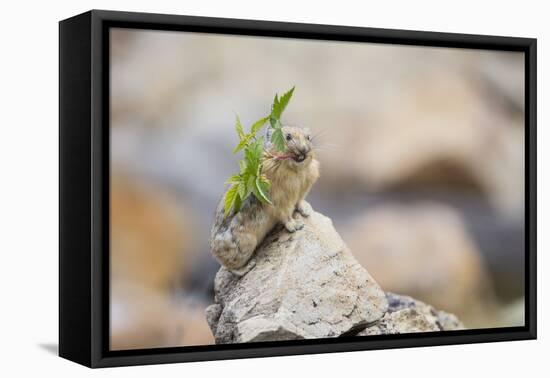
[59,9,537,368]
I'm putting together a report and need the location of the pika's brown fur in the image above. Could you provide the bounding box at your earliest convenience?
[210,125,320,276]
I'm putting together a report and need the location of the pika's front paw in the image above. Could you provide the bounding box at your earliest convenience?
[229,259,256,277]
[284,219,304,233]
[295,200,312,218]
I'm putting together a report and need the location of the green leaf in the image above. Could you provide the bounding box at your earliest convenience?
[270,117,282,129]
[271,94,280,119]
[246,174,256,197]
[233,192,242,213]
[255,139,265,174]
[244,149,255,174]
[270,86,294,119]
[271,127,286,152]
[253,137,264,157]
[233,137,249,154]
[239,160,247,174]
[224,184,239,216]
[235,115,245,140]
[237,180,247,200]
[240,167,250,192]
[250,116,269,135]
[244,138,264,174]
[254,177,272,204]
[259,175,271,190]
[275,86,295,119]
[225,174,242,185]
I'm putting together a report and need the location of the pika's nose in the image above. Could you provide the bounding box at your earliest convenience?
[298,146,310,155]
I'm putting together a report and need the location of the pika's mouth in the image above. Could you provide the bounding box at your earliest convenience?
[273,152,308,163]
[293,154,306,163]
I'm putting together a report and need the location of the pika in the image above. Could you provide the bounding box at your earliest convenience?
[210,125,320,276]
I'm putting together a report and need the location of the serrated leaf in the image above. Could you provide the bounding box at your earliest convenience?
[251,116,269,135]
[254,177,272,204]
[225,174,242,185]
[233,192,242,213]
[251,179,271,205]
[224,184,239,216]
[271,127,286,152]
[275,86,295,119]
[256,144,265,174]
[233,137,249,154]
[244,138,264,174]
[271,94,280,118]
[235,115,245,140]
[239,160,247,174]
[259,175,271,190]
[237,180,247,200]
[240,169,250,192]
[246,174,256,197]
[244,149,255,174]
[270,117,282,130]
[253,137,265,157]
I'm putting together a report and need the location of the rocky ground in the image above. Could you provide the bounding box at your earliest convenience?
[206,209,463,343]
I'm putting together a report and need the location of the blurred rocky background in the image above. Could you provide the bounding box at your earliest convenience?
[109,28,525,350]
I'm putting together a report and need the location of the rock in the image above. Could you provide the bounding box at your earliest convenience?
[344,203,498,327]
[358,293,464,335]
[206,210,389,343]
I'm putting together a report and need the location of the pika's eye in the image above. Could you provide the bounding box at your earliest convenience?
[286,134,292,141]
[307,135,312,141]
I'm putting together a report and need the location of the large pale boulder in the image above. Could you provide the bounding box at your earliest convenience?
[206,210,389,343]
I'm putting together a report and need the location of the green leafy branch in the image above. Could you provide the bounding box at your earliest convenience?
[269,86,294,152]
[223,86,295,216]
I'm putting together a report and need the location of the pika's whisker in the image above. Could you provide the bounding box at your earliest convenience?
[312,143,339,151]
[311,129,328,140]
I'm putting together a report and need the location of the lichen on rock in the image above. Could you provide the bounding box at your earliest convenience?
[358,293,464,335]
